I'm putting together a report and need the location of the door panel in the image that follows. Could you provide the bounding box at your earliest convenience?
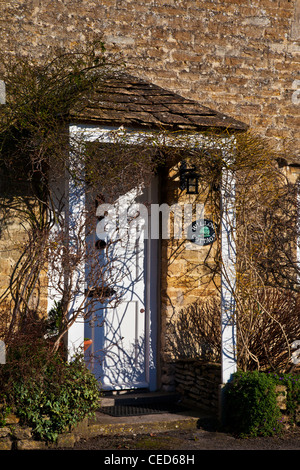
[100,300,147,388]
[85,182,157,390]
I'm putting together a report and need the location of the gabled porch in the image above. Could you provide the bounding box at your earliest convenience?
[55,73,248,399]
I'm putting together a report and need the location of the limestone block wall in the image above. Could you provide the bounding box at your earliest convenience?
[159,162,220,375]
[0,200,48,339]
[0,214,25,336]
[175,359,221,413]
[0,0,299,160]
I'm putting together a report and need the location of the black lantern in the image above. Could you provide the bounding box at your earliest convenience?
[179,160,199,194]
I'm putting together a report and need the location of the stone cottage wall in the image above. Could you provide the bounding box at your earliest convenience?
[175,359,221,413]
[0,1,299,388]
[158,161,221,387]
[0,0,299,160]
[160,359,221,413]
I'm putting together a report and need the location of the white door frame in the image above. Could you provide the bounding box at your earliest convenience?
[66,124,237,387]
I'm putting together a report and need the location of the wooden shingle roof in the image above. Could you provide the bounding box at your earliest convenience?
[71,73,248,132]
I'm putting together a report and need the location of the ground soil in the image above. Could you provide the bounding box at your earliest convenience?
[66,418,300,451]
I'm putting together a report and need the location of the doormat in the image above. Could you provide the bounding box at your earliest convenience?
[99,403,183,417]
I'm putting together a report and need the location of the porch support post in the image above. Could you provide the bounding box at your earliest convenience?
[67,127,86,359]
[220,166,237,385]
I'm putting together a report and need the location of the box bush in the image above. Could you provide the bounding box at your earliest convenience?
[223,370,284,437]
[0,337,100,442]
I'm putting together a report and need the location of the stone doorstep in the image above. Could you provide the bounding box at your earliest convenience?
[60,391,212,447]
[96,419,197,435]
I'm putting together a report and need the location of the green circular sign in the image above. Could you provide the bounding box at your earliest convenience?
[187,219,216,246]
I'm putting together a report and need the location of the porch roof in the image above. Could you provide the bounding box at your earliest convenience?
[70,73,248,133]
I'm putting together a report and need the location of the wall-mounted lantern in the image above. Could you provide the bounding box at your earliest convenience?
[179,160,199,194]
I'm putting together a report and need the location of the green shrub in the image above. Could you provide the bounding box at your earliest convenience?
[0,400,11,427]
[223,370,283,437]
[0,337,100,442]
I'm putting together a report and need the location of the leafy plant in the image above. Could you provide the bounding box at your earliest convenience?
[223,370,284,437]
[0,400,11,427]
[0,337,100,441]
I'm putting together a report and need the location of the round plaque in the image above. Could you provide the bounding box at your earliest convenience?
[187,219,216,246]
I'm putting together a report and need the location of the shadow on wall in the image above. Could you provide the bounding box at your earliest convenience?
[165,296,221,362]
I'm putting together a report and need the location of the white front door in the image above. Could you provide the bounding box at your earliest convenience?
[85,180,158,391]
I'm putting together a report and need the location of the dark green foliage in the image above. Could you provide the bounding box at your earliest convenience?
[0,400,11,427]
[223,370,284,437]
[0,338,100,442]
[46,300,65,337]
